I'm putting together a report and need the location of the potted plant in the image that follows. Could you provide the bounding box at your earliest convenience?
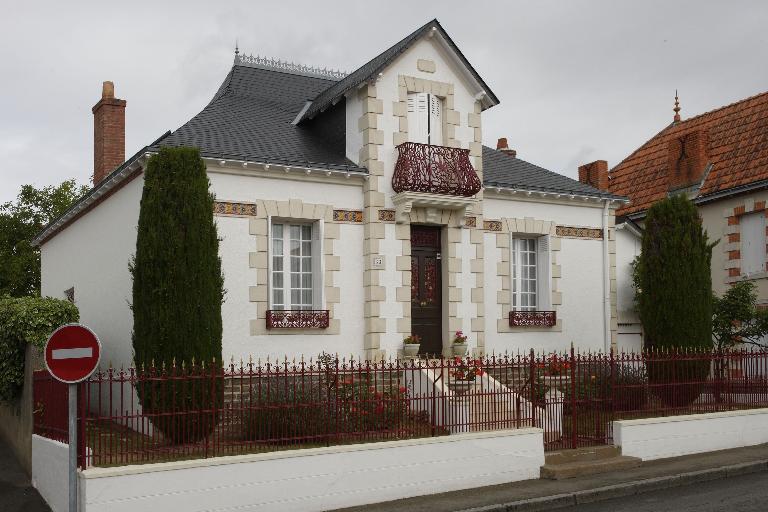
[451,330,468,357]
[449,357,484,395]
[538,353,571,390]
[402,334,421,358]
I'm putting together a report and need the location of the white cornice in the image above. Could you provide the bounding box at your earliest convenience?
[203,157,368,186]
[484,186,627,209]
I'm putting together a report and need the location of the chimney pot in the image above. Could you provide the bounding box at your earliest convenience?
[496,137,517,158]
[102,81,115,99]
[92,81,126,185]
[578,160,610,190]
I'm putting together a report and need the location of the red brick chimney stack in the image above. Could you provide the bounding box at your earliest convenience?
[496,137,517,158]
[92,81,126,185]
[578,160,610,190]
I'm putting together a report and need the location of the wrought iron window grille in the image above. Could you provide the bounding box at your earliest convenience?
[266,310,330,329]
[509,310,557,327]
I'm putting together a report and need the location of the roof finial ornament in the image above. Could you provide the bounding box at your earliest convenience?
[673,89,681,122]
[235,38,239,56]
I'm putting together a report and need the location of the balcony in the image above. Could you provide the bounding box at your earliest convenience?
[392,142,481,197]
[509,310,557,328]
[391,142,481,224]
[266,310,330,329]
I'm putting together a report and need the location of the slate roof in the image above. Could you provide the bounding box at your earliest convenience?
[297,19,499,123]
[483,146,624,199]
[151,64,366,173]
[609,90,768,216]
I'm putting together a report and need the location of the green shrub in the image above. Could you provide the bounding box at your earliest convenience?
[633,195,714,406]
[131,147,224,443]
[561,362,647,413]
[0,296,78,403]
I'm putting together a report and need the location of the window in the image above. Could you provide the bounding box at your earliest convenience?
[511,236,551,311]
[271,222,320,310]
[741,212,766,276]
[407,92,443,145]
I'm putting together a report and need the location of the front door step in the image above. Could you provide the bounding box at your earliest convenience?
[540,446,641,480]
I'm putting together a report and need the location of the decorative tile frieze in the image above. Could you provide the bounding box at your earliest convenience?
[378,209,396,222]
[333,209,363,223]
[483,220,503,231]
[465,216,477,228]
[214,201,257,217]
[556,225,603,239]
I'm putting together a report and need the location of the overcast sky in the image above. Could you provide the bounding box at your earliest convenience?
[1,0,766,203]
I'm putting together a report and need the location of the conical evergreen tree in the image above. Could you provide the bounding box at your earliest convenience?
[635,194,714,406]
[131,147,224,443]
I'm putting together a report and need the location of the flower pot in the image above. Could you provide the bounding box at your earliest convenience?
[452,343,468,357]
[451,380,474,396]
[403,343,420,358]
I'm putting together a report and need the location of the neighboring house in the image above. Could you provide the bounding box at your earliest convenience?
[577,91,768,351]
[35,19,626,367]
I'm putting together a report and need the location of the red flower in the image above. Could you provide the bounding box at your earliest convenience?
[398,386,407,394]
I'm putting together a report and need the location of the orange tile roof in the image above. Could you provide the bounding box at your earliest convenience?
[610,90,768,216]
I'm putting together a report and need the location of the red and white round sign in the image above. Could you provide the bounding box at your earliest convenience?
[44,324,101,384]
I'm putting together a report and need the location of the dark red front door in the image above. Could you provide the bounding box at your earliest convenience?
[411,226,442,356]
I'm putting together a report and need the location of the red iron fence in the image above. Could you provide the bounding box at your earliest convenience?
[33,348,768,468]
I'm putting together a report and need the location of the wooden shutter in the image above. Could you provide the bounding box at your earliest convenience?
[407,92,429,144]
[741,213,766,275]
[537,235,552,310]
[428,94,442,145]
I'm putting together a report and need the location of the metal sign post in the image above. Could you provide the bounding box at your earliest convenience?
[44,324,101,512]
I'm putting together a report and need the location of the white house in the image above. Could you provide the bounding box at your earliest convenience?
[34,19,626,368]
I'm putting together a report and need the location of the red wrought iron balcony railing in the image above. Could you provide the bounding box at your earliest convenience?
[266,310,330,329]
[392,142,482,197]
[509,310,557,327]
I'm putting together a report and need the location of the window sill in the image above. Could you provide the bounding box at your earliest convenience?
[725,272,768,284]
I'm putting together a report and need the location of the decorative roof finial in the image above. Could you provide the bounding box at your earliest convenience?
[235,38,239,56]
[673,89,681,122]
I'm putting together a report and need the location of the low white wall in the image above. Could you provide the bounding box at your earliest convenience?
[32,434,69,512]
[614,408,768,460]
[80,429,544,512]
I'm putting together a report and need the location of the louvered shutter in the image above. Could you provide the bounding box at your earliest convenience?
[428,94,443,145]
[537,235,552,310]
[407,92,429,144]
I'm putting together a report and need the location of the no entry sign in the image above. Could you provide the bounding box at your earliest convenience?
[44,324,101,384]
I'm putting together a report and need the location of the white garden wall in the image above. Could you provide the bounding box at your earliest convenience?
[32,435,71,512]
[614,408,768,460]
[78,429,544,512]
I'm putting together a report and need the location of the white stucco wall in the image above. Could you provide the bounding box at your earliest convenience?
[31,435,70,512]
[209,171,366,361]
[78,429,544,512]
[482,197,608,354]
[40,176,143,370]
[614,408,768,460]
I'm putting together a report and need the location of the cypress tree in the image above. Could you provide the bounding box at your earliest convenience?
[131,147,224,443]
[635,194,714,406]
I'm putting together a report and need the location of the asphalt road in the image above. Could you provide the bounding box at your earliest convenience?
[0,437,50,512]
[560,471,768,512]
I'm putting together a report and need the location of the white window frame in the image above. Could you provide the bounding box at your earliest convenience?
[510,235,552,312]
[268,217,324,311]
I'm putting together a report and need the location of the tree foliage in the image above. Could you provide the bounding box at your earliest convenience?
[0,296,79,403]
[0,180,88,297]
[130,147,224,443]
[633,195,715,406]
[712,280,768,350]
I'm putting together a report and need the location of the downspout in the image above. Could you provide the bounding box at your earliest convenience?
[602,200,611,353]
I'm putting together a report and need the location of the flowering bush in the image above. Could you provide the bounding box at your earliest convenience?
[403,334,421,345]
[537,353,571,376]
[452,330,468,344]
[450,357,484,382]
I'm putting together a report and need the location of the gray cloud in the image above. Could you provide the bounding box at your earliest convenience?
[2,0,766,202]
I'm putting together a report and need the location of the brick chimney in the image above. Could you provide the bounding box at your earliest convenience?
[578,160,610,190]
[92,81,126,185]
[667,129,708,190]
[496,137,517,158]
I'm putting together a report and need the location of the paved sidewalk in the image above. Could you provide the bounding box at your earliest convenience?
[0,437,50,512]
[334,444,768,512]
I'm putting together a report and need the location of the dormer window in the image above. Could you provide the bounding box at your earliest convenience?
[407,92,443,145]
